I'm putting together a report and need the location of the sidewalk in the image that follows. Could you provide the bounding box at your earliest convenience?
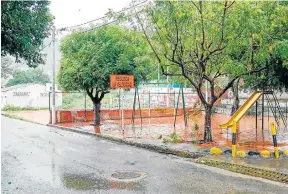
[2,110,50,125]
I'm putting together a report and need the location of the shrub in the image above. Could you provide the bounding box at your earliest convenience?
[2,105,47,111]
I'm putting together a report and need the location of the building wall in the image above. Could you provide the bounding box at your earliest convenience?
[1,84,62,108]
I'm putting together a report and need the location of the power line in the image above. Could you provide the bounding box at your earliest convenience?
[79,20,118,34]
[40,41,52,51]
[60,0,148,30]
[78,8,145,34]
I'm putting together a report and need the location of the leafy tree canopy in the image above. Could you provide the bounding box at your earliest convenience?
[122,0,288,141]
[57,25,153,125]
[1,1,53,67]
[242,2,288,92]
[58,25,152,96]
[6,68,50,87]
[1,56,13,79]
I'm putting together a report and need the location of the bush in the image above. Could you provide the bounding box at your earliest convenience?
[169,132,183,143]
[1,105,48,111]
[163,132,184,143]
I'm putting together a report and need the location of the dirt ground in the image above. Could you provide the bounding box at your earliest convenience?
[3,109,288,151]
[2,110,50,125]
[57,112,288,151]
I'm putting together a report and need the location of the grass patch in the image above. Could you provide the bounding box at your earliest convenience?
[163,132,183,143]
[1,105,48,111]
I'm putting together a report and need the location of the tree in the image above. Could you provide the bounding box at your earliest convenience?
[242,2,288,92]
[230,2,288,115]
[6,68,50,87]
[130,0,286,142]
[57,25,152,127]
[1,1,53,67]
[1,56,13,79]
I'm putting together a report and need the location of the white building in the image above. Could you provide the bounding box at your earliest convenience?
[1,83,62,109]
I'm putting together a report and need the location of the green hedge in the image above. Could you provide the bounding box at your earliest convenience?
[1,105,48,111]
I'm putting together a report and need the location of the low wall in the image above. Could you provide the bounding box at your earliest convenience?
[50,107,200,124]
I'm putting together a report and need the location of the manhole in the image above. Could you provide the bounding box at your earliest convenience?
[110,171,147,182]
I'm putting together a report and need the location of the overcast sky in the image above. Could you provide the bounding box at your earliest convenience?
[39,0,131,79]
[50,0,130,29]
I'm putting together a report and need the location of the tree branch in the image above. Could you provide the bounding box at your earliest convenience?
[216,77,237,99]
[86,88,95,102]
[133,1,161,64]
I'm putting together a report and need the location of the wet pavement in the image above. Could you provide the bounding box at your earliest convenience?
[2,116,288,193]
[206,155,288,174]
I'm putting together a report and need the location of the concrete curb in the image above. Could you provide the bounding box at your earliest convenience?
[47,124,205,159]
[49,124,288,183]
[3,114,288,183]
[195,158,288,184]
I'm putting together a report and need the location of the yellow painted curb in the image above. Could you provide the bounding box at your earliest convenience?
[210,147,223,155]
[236,150,246,158]
[260,150,271,158]
[283,150,288,157]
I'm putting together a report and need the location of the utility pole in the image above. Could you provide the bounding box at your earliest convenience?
[205,80,208,102]
[52,26,56,124]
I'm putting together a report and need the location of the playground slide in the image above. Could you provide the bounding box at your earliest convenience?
[220,91,263,129]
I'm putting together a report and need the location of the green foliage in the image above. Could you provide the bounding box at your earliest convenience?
[60,93,92,110]
[1,56,13,79]
[2,105,48,111]
[128,1,288,141]
[241,2,288,91]
[6,68,50,87]
[58,25,153,102]
[193,122,199,132]
[163,132,183,143]
[189,122,199,138]
[1,1,53,67]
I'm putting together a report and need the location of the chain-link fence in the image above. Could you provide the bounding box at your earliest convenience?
[50,88,200,111]
[49,88,201,125]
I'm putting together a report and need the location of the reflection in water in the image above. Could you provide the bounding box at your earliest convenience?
[62,174,146,191]
[58,113,288,150]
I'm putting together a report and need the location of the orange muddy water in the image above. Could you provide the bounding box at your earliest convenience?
[57,112,288,151]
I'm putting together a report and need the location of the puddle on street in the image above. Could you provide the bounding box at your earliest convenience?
[62,174,146,191]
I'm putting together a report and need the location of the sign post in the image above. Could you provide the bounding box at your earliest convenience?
[110,75,134,89]
[110,75,135,133]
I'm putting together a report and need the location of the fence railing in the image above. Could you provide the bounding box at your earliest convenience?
[49,90,200,112]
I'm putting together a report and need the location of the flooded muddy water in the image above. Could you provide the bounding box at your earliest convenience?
[57,113,288,151]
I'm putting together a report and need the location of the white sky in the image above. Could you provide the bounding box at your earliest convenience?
[38,0,131,77]
[49,0,131,29]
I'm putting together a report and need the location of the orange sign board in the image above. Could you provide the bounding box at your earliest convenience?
[110,75,134,89]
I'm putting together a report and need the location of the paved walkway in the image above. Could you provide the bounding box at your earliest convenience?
[2,110,50,125]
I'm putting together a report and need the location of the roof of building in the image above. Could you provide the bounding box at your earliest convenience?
[1,83,46,92]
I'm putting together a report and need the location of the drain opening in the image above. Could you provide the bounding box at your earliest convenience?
[110,171,147,182]
[112,171,141,179]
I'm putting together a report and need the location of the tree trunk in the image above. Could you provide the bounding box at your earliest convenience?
[204,106,212,142]
[93,102,101,126]
[231,79,240,115]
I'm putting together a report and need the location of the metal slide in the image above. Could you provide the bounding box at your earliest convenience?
[220,91,263,129]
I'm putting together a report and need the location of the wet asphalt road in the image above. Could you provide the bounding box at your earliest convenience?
[1,116,288,194]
